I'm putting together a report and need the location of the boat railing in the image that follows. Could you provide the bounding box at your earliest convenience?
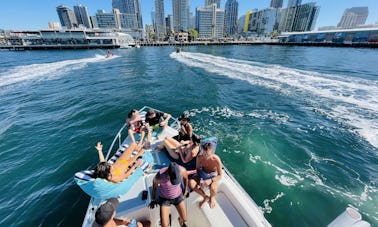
[105,106,180,160]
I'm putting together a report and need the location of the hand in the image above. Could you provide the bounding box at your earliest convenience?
[95,142,103,152]
[149,200,157,209]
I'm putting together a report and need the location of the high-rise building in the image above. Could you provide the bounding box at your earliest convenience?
[205,0,221,8]
[279,2,319,32]
[56,5,78,29]
[196,4,225,38]
[225,0,239,36]
[166,15,174,33]
[173,0,190,32]
[270,0,283,9]
[287,0,302,8]
[337,7,368,29]
[95,10,117,29]
[112,0,143,29]
[249,8,277,35]
[155,0,166,37]
[73,4,92,28]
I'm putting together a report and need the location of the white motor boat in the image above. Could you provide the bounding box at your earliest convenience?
[76,106,272,227]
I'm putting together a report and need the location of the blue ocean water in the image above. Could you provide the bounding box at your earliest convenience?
[0,46,377,226]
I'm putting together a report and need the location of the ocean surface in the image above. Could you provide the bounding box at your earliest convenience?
[0,46,377,226]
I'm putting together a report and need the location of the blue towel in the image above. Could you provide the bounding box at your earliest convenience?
[75,152,153,199]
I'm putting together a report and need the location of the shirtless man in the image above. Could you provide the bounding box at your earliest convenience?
[189,142,222,208]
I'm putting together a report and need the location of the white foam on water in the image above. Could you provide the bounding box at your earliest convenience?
[260,192,285,214]
[275,175,298,186]
[171,52,378,149]
[0,54,112,88]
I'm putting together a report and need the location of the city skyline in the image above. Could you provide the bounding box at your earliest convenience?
[1,0,378,31]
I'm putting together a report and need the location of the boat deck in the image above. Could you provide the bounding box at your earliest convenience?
[81,122,270,227]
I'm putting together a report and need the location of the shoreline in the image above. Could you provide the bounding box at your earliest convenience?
[1,41,377,50]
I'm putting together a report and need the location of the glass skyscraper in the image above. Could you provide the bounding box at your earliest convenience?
[337,7,368,29]
[270,0,283,8]
[173,0,190,32]
[225,0,238,36]
[205,0,221,8]
[73,4,92,28]
[287,0,302,8]
[56,5,78,29]
[155,0,166,37]
[112,0,143,29]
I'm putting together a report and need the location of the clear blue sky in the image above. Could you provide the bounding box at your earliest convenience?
[0,0,377,30]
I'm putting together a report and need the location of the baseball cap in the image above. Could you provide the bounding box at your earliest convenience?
[95,198,119,225]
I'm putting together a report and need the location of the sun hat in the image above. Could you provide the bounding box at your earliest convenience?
[167,162,181,185]
[95,198,119,225]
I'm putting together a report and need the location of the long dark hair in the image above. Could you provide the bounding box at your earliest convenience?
[93,162,111,180]
[128,109,137,118]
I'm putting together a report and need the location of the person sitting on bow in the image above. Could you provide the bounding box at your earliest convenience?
[126,109,147,148]
[145,109,171,143]
[189,142,222,208]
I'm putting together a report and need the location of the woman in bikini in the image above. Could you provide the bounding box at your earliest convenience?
[93,141,145,183]
[126,109,147,148]
[157,135,201,163]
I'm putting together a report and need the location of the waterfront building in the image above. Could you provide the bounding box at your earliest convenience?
[205,0,221,8]
[56,5,78,29]
[279,2,319,32]
[73,4,92,29]
[95,10,117,29]
[337,7,368,29]
[48,22,60,29]
[155,0,166,38]
[225,0,239,36]
[249,8,277,36]
[287,0,302,8]
[112,0,143,29]
[114,8,139,30]
[196,4,225,38]
[279,27,378,44]
[172,0,190,32]
[270,0,283,9]
[4,29,135,48]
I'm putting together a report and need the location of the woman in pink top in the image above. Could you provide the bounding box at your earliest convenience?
[149,162,188,227]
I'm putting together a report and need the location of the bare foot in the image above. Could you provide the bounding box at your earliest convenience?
[209,196,216,208]
[198,196,209,208]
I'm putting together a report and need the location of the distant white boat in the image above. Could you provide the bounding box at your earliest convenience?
[76,106,271,227]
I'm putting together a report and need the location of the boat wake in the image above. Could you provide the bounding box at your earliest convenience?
[185,105,378,219]
[171,52,378,149]
[0,54,110,88]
